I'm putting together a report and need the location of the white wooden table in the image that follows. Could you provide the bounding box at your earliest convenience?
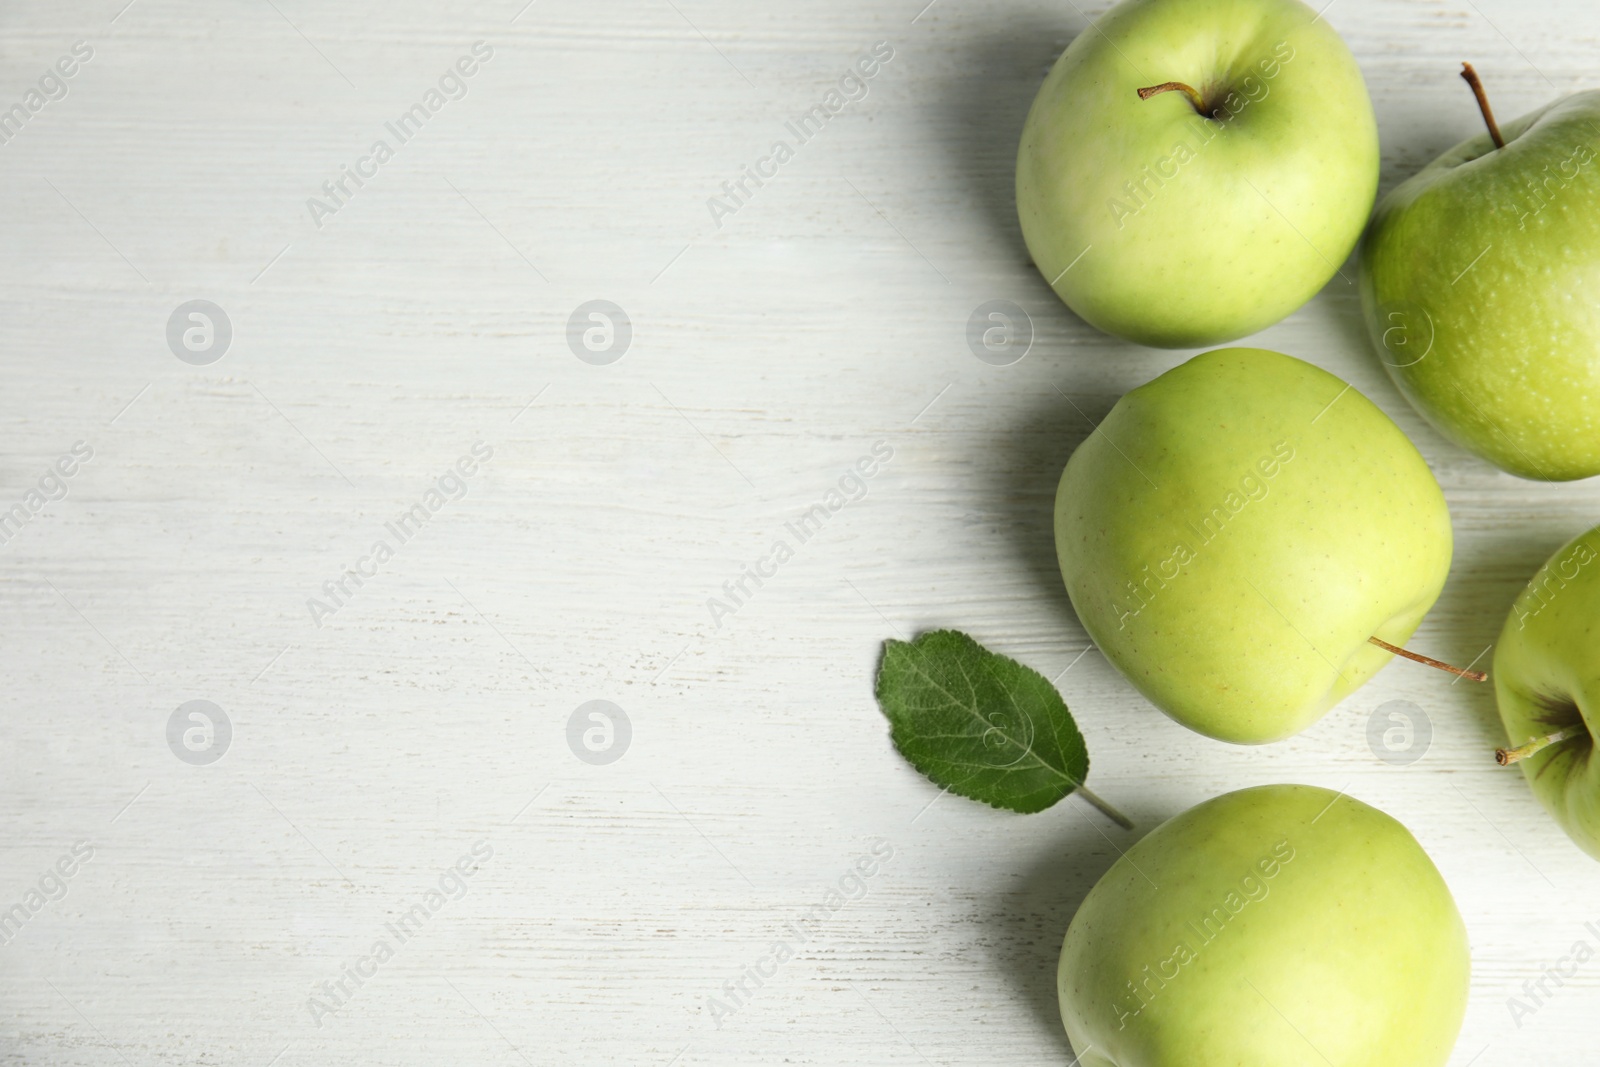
[2,0,1598,1063]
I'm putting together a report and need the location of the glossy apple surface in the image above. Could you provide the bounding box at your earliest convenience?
[1059,784,1470,1067]
[1360,90,1600,480]
[1054,347,1452,743]
[1494,525,1600,857]
[1017,0,1378,347]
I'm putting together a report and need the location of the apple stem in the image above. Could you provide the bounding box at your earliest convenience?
[1367,636,1489,682]
[1496,724,1586,766]
[1460,63,1506,149]
[1076,785,1134,830]
[1136,80,1210,115]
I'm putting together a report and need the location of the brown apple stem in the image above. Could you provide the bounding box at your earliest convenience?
[1136,80,1209,114]
[1368,636,1488,682]
[1076,785,1134,830]
[1496,725,1586,766]
[1460,62,1506,149]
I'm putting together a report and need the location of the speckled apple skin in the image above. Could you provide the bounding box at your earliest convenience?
[1016,0,1379,349]
[1360,91,1600,481]
[1054,348,1452,744]
[1494,525,1600,858]
[1058,785,1470,1067]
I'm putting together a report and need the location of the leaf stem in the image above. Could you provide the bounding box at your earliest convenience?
[1075,785,1133,830]
[1496,724,1586,766]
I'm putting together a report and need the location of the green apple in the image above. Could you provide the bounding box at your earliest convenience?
[1016,0,1378,348]
[1493,525,1600,858]
[1055,347,1453,743]
[1059,784,1470,1067]
[1360,72,1600,480]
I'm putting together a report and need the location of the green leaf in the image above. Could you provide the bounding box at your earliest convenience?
[875,629,1095,816]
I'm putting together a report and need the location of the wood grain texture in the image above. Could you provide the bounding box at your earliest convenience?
[1,0,1598,1063]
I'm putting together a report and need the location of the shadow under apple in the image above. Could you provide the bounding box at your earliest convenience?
[981,385,1106,636]
[976,809,1157,1061]
[922,10,1079,265]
